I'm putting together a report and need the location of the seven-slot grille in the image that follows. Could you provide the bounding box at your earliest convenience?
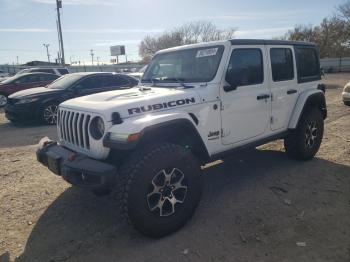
[58,108,91,149]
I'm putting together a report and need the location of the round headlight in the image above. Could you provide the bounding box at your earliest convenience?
[89,116,105,140]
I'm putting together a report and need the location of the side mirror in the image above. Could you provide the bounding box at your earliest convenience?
[224,69,238,92]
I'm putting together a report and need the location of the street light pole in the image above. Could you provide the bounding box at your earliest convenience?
[43,44,50,63]
[70,55,75,65]
[90,49,94,65]
[56,0,65,65]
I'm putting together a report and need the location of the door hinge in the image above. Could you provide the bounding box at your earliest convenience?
[220,101,224,111]
[270,116,274,124]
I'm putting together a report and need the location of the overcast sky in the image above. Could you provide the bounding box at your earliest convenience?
[0,0,345,64]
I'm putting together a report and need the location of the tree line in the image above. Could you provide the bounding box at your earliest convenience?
[138,1,350,61]
[283,1,350,58]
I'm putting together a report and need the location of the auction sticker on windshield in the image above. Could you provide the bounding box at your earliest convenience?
[196,48,218,58]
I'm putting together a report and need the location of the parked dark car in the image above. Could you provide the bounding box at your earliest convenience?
[0,72,59,107]
[5,72,138,125]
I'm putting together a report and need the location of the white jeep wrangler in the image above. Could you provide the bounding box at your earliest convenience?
[37,39,327,238]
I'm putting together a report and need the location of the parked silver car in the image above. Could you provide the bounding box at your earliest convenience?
[342,82,350,106]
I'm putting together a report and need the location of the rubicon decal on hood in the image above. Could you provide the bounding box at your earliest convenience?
[128,97,196,115]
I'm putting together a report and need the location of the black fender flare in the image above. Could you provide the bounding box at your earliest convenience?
[295,92,327,129]
[104,118,210,163]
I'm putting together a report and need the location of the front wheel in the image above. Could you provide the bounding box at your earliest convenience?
[40,103,58,125]
[118,143,202,238]
[284,108,324,160]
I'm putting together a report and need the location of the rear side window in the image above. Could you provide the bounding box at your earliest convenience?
[110,75,130,86]
[32,69,55,74]
[226,48,264,87]
[270,48,294,82]
[41,74,59,81]
[296,47,320,82]
[57,69,69,75]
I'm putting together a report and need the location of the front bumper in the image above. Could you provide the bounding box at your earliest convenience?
[342,91,350,102]
[5,103,37,122]
[36,138,117,190]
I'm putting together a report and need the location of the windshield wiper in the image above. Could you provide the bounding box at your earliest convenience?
[163,77,194,89]
[141,77,160,87]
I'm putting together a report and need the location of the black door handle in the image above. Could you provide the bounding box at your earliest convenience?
[287,89,297,95]
[257,94,270,100]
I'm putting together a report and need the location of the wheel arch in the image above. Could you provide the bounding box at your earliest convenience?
[138,118,210,163]
[288,90,327,129]
[106,114,210,164]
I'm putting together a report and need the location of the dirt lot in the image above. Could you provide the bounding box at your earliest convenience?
[0,74,350,262]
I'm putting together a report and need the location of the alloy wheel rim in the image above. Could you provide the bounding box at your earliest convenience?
[147,168,188,217]
[305,121,318,148]
[43,105,58,124]
[0,95,7,106]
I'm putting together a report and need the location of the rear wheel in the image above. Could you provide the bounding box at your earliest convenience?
[40,103,58,125]
[284,108,324,160]
[117,143,202,238]
[0,93,8,107]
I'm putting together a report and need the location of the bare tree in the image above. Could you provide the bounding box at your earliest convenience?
[283,0,350,58]
[139,21,236,61]
[337,0,350,22]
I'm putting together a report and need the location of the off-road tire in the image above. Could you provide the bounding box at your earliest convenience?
[117,142,202,238]
[284,108,324,160]
[40,102,58,125]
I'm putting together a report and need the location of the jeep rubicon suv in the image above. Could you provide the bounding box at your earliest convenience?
[37,39,327,238]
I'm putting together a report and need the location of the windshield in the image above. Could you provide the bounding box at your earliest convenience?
[16,69,29,75]
[139,65,147,73]
[1,74,22,84]
[142,45,224,85]
[46,74,82,89]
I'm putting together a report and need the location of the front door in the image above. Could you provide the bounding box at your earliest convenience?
[220,46,270,145]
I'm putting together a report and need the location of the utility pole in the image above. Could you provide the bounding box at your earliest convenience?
[43,44,50,63]
[16,56,19,65]
[90,49,94,65]
[56,19,62,64]
[56,0,65,65]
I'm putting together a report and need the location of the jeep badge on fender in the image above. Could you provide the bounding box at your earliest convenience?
[37,39,326,238]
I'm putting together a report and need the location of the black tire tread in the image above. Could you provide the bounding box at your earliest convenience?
[114,142,201,237]
[284,107,324,160]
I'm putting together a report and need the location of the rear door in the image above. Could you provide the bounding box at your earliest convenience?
[220,46,271,145]
[268,46,298,130]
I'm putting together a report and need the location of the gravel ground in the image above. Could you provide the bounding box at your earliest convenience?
[0,73,349,262]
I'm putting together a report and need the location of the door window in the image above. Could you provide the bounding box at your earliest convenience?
[76,77,98,90]
[296,47,320,82]
[226,49,264,87]
[270,48,294,82]
[76,75,107,90]
[110,75,130,86]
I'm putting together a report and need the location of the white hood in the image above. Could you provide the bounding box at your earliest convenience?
[60,86,201,121]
